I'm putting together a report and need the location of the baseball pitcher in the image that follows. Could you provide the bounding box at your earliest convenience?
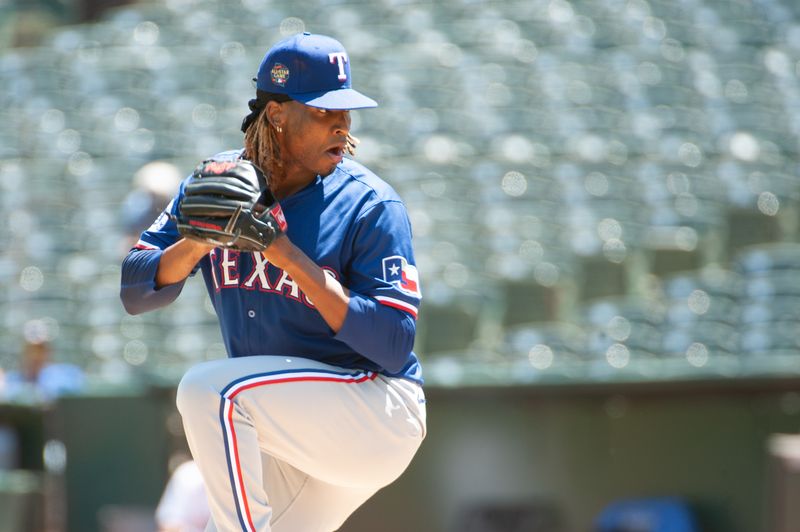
[120,33,426,532]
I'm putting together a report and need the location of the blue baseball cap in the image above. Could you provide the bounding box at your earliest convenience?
[256,32,377,110]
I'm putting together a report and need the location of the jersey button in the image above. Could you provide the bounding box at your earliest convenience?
[247,310,256,318]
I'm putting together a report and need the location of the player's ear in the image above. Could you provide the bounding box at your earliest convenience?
[265,100,286,131]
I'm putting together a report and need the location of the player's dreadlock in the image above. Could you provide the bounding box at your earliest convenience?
[241,90,287,188]
[243,107,283,187]
[242,90,360,191]
[344,132,359,156]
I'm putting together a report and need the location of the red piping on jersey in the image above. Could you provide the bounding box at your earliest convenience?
[374,296,418,319]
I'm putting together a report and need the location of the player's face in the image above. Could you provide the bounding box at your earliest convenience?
[281,101,351,179]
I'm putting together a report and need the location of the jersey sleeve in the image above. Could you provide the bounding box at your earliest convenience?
[120,181,196,315]
[132,193,182,251]
[344,200,422,319]
[334,199,421,373]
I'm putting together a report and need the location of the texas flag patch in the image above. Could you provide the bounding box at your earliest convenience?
[382,256,421,298]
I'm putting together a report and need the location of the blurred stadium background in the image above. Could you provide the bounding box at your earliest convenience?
[2,0,800,530]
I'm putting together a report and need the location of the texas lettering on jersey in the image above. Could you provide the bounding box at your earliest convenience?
[209,249,338,308]
[122,154,423,382]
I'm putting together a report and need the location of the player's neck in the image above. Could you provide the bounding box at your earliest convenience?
[270,166,316,200]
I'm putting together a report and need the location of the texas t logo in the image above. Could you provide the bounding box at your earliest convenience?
[328,52,348,82]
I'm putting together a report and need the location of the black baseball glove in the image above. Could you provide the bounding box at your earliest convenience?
[174,158,287,251]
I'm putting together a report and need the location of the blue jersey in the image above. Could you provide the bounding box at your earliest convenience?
[121,151,423,383]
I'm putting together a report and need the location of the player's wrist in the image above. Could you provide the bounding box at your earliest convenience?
[261,234,298,269]
[180,238,216,257]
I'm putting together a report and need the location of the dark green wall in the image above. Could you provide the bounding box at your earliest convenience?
[54,392,170,532]
[5,378,800,532]
[343,379,800,532]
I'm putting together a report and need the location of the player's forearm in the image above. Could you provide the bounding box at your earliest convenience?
[156,239,214,288]
[335,294,416,373]
[263,237,417,370]
[121,249,186,315]
[264,237,350,332]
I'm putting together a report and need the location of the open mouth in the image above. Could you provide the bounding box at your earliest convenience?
[326,146,344,161]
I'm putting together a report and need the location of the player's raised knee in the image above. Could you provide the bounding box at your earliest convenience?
[176,364,221,416]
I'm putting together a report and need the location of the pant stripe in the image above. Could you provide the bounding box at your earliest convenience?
[226,397,257,531]
[218,367,378,532]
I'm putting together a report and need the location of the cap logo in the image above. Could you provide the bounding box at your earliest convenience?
[270,63,290,87]
[328,52,348,82]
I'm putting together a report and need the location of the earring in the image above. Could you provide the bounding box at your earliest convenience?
[275,125,283,133]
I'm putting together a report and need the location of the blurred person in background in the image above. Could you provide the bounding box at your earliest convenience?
[121,160,183,254]
[0,320,84,471]
[155,458,211,532]
[3,319,85,402]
